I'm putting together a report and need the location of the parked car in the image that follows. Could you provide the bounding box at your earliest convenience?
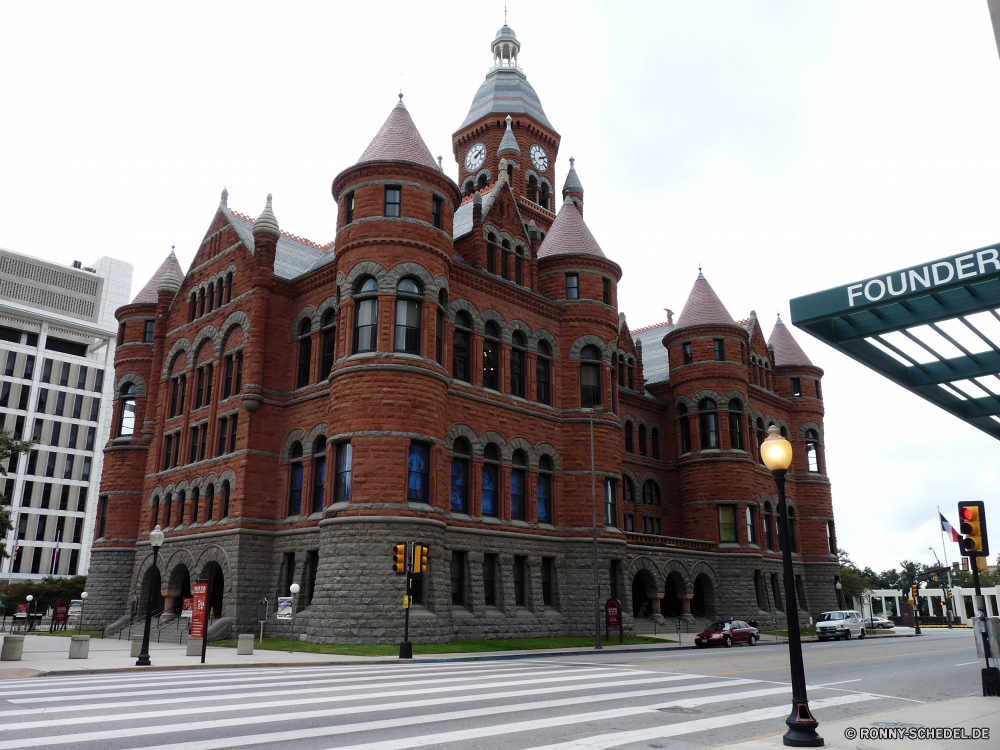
[695,619,759,648]
[869,616,893,630]
[816,610,866,640]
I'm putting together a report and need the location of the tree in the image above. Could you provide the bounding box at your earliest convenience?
[0,428,35,563]
[837,550,869,603]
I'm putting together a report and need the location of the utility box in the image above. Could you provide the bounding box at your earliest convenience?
[973,617,1000,669]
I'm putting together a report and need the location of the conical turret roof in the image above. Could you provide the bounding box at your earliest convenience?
[768,316,814,366]
[131,251,185,304]
[537,197,605,259]
[358,96,438,170]
[674,271,736,328]
[562,157,584,195]
[497,115,521,156]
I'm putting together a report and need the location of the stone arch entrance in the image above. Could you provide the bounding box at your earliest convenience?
[692,573,716,618]
[631,569,658,618]
[663,571,687,617]
[165,564,191,616]
[200,561,225,618]
[140,566,164,614]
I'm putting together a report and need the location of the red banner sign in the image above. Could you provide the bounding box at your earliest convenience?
[53,601,69,622]
[15,603,27,616]
[606,599,621,628]
[191,582,208,640]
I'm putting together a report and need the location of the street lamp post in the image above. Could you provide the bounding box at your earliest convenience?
[136,525,165,667]
[589,405,607,651]
[761,425,823,748]
[288,583,300,653]
[78,591,88,635]
[25,594,34,632]
[835,580,844,610]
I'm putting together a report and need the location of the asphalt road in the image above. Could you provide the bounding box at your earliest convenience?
[0,628,982,750]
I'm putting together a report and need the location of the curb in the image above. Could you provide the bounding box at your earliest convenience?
[411,640,782,662]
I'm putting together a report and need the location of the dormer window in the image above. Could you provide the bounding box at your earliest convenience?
[565,273,579,300]
[790,377,802,397]
[714,339,725,361]
[432,196,442,229]
[682,342,693,365]
[345,192,355,224]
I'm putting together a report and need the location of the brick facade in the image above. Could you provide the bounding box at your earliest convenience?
[84,25,840,641]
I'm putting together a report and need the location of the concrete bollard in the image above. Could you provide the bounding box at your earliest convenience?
[130,634,143,657]
[187,637,203,656]
[68,635,90,659]
[1,635,25,661]
[237,633,254,655]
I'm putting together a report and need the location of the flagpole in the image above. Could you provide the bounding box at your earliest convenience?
[938,506,955,628]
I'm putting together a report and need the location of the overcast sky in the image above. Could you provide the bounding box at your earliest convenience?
[2,1,998,573]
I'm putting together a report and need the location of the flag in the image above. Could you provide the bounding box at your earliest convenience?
[940,512,960,543]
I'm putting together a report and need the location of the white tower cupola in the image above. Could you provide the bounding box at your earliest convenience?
[491,24,520,69]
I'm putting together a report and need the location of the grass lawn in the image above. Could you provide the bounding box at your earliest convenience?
[19,629,105,638]
[211,635,670,656]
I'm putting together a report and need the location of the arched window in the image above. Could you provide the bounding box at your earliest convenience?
[206,484,215,521]
[638,425,647,456]
[162,493,171,528]
[746,506,757,545]
[118,383,137,437]
[189,295,197,323]
[580,345,602,407]
[651,428,660,459]
[222,479,230,518]
[198,288,205,317]
[514,246,524,286]
[321,310,336,378]
[699,398,719,450]
[313,436,327,513]
[191,487,200,524]
[450,438,470,513]
[779,425,788,439]
[288,442,303,516]
[787,506,797,553]
[805,429,820,473]
[728,399,745,450]
[394,278,422,354]
[225,272,233,303]
[510,450,526,520]
[625,422,634,453]
[178,492,186,527]
[537,455,553,523]
[679,404,691,453]
[628,360,635,390]
[540,182,549,211]
[535,340,551,405]
[756,418,766,462]
[207,282,215,313]
[528,174,539,204]
[297,318,312,388]
[618,354,625,388]
[453,311,472,382]
[764,501,774,551]
[353,277,379,354]
[335,442,353,502]
[500,239,510,280]
[477,173,488,190]
[643,480,660,506]
[482,443,499,517]
[510,330,526,398]
[435,290,447,365]
[407,442,429,503]
[216,280,223,309]
[482,321,500,390]
[625,477,636,504]
[486,233,497,275]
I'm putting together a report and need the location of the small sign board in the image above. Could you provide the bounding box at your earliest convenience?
[69,600,83,616]
[277,597,293,621]
[181,598,193,618]
[53,601,69,622]
[605,599,620,628]
[15,603,27,618]
[191,581,209,640]
[258,598,268,623]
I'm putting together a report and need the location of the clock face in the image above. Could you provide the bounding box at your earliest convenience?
[465,143,486,173]
[529,144,549,173]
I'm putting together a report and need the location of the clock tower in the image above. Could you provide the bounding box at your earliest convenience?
[453,24,561,229]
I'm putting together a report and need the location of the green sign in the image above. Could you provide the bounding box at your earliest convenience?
[790,242,1000,325]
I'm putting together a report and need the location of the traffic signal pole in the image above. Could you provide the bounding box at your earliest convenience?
[970,563,1000,696]
[400,542,413,660]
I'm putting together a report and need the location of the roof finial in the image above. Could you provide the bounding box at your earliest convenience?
[252,193,280,239]
[505,4,507,23]
[220,187,228,207]
[171,245,175,255]
[437,155,443,171]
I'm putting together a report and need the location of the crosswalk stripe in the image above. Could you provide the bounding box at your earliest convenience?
[121,685,797,750]
[0,677,764,749]
[519,693,879,750]
[7,665,624,703]
[0,672,733,731]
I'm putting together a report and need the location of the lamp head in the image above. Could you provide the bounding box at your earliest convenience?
[289,583,300,595]
[760,425,793,472]
[26,595,33,602]
[149,524,165,548]
[835,581,843,590]
[81,591,89,600]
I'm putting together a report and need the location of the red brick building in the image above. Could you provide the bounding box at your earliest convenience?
[85,25,839,640]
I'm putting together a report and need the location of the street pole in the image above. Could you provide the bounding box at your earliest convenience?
[78,591,88,635]
[911,578,922,635]
[288,582,300,654]
[760,426,822,748]
[970,563,1000,696]
[400,542,413,659]
[136,525,164,667]
[937,508,955,628]
[589,410,602,651]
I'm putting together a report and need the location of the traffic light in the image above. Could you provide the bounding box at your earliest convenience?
[910,584,918,599]
[392,544,406,574]
[958,501,989,558]
[931,572,938,582]
[962,558,969,572]
[947,588,953,599]
[414,545,428,574]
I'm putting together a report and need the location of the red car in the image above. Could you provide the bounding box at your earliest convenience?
[695,619,759,648]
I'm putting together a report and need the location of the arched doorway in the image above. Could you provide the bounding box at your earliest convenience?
[663,572,684,616]
[201,561,225,619]
[165,564,191,615]
[140,566,164,614]
[692,573,715,618]
[631,570,656,617]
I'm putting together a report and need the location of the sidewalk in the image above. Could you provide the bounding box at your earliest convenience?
[708,695,999,750]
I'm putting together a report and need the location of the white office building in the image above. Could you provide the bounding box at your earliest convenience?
[0,247,132,580]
